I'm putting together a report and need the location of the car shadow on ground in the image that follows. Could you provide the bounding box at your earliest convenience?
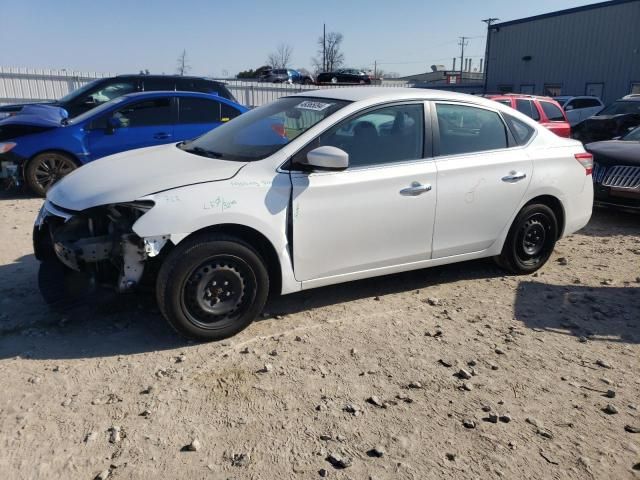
[580,207,639,237]
[513,281,639,344]
[0,255,508,361]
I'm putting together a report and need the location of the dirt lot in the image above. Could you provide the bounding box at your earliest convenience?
[0,195,639,480]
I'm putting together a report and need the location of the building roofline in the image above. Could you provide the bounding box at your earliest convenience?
[491,0,639,29]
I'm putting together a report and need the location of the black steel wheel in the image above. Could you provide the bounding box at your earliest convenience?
[495,204,558,274]
[26,152,78,197]
[156,234,269,341]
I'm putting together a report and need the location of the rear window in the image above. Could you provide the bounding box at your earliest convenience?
[540,102,565,121]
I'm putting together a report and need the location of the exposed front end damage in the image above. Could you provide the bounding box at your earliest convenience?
[34,200,169,293]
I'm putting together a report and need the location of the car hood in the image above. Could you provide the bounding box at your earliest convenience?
[573,114,640,143]
[47,143,247,211]
[586,140,640,166]
[0,104,68,127]
[0,101,57,114]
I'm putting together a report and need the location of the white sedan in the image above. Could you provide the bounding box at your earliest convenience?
[35,88,594,340]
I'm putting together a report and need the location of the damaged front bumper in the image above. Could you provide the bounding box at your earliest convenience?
[34,200,169,292]
[0,151,26,186]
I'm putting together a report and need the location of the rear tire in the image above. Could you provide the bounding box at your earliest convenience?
[495,204,558,274]
[26,152,78,197]
[156,234,269,341]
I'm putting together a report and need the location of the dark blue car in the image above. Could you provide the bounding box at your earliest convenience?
[0,91,247,195]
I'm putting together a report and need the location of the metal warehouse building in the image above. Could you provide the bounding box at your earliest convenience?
[485,0,640,104]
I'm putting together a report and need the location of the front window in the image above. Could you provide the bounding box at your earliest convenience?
[599,101,640,116]
[623,126,640,141]
[114,98,173,127]
[293,103,425,168]
[180,96,349,161]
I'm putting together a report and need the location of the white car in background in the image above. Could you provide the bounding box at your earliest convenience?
[554,96,604,126]
[34,88,594,341]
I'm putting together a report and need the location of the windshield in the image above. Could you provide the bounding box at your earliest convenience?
[599,101,640,116]
[68,96,128,124]
[57,79,103,103]
[623,126,640,141]
[180,96,349,161]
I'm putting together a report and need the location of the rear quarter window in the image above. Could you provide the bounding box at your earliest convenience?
[503,113,535,145]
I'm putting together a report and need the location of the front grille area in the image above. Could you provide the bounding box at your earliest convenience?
[592,162,608,184]
[602,165,640,188]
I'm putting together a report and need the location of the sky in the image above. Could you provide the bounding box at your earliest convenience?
[0,0,597,77]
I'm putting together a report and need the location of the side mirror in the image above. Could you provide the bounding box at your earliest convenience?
[106,116,126,134]
[306,146,349,170]
[564,105,574,111]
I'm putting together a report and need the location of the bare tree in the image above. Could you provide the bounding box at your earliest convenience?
[176,49,191,76]
[311,32,345,73]
[266,44,293,69]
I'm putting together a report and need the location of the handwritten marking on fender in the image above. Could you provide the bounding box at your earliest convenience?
[203,196,237,211]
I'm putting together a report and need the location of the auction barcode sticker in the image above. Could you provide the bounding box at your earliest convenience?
[296,100,333,111]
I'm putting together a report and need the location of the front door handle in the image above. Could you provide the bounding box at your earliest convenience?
[502,171,527,183]
[153,132,172,140]
[400,182,432,196]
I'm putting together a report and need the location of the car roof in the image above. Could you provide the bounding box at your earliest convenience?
[292,87,499,105]
[486,93,557,102]
[115,74,225,84]
[113,90,242,107]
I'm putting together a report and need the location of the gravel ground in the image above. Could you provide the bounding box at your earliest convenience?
[0,195,639,480]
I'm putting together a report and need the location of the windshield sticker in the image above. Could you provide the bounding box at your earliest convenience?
[296,100,334,111]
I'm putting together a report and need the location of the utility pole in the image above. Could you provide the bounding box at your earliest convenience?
[458,36,469,80]
[323,23,326,72]
[374,60,377,79]
[482,17,499,93]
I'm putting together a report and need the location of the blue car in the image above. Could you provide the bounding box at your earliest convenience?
[0,91,247,195]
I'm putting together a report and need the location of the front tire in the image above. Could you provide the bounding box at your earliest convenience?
[495,204,558,274]
[156,234,269,341]
[26,152,78,197]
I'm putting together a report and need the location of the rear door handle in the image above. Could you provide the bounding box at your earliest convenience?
[400,182,432,196]
[153,132,172,139]
[502,171,527,183]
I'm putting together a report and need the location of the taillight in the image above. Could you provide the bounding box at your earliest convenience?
[575,152,593,175]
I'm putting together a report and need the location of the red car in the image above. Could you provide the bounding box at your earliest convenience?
[486,94,571,138]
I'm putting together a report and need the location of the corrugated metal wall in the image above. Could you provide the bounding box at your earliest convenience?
[0,67,112,105]
[486,0,640,104]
